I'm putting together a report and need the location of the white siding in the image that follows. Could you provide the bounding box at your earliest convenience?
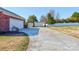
[35,22,44,27]
[28,22,45,27]
[28,23,33,27]
[9,18,24,31]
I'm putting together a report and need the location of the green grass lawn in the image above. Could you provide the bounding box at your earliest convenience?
[0,35,29,51]
[50,26,79,39]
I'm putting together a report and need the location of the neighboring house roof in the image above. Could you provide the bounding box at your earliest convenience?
[0,7,25,21]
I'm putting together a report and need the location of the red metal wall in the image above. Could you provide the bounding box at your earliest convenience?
[0,12,10,32]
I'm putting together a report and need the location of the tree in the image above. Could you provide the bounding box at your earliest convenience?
[24,22,28,28]
[72,12,79,17]
[49,10,55,18]
[40,16,48,24]
[27,15,38,27]
[67,12,79,22]
[47,11,56,24]
[55,12,60,23]
[67,17,77,22]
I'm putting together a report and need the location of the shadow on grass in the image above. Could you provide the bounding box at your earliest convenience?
[0,32,28,36]
[0,27,40,36]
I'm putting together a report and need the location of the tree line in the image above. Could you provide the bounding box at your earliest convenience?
[25,10,79,27]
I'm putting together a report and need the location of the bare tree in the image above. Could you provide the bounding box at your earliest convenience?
[40,16,48,24]
[49,10,55,19]
[55,12,60,23]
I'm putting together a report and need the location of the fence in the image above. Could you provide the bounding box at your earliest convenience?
[47,23,79,27]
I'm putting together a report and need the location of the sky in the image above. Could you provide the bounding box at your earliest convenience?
[3,7,79,21]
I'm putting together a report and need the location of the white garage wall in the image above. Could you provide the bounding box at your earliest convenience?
[9,18,24,31]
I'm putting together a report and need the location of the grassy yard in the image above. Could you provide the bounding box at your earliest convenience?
[0,35,29,51]
[50,26,79,39]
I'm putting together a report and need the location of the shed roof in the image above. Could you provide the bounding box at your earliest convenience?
[0,7,25,21]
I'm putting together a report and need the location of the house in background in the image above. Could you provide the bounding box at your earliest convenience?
[28,22,47,27]
[0,7,25,32]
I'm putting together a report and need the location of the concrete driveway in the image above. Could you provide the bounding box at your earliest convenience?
[21,27,79,51]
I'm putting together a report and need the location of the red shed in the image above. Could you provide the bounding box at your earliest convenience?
[0,8,25,32]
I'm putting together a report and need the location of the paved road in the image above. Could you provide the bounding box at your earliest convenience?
[21,27,79,51]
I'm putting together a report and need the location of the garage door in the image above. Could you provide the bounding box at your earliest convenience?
[9,18,24,31]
